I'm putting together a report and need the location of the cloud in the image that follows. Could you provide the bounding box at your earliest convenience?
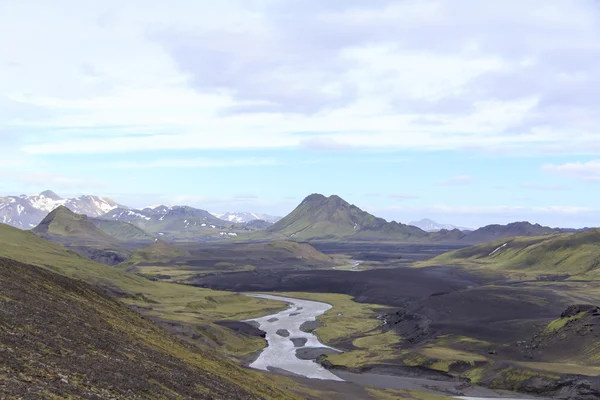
[2,0,600,156]
[437,175,474,186]
[542,160,600,182]
[14,171,107,189]
[520,182,569,191]
[108,157,277,169]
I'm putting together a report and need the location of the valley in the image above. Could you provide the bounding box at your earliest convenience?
[2,191,600,399]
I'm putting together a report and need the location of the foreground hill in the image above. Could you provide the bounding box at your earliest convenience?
[0,257,296,399]
[264,194,429,241]
[421,228,600,280]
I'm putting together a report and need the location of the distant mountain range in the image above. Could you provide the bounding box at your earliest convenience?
[210,212,281,224]
[261,193,573,244]
[0,190,119,229]
[409,218,472,232]
[0,191,279,234]
[0,190,584,245]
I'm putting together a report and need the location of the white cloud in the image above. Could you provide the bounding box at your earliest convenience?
[109,157,277,169]
[542,160,600,182]
[13,171,107,189]
[437,175,474,186]
[2,0,600,156]
[520,182,568,191]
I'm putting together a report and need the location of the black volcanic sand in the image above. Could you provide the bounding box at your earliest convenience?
[191,265,483,306]
[267,318,279,323]
[309,242,467,267]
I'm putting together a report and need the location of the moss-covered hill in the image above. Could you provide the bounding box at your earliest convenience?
[0,257,297,399]
[263,194,429,241]
[419,228,600,280]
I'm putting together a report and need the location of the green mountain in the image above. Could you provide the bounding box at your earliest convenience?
[33,205,117,243]
[265,194,428,241]
[90,217,153,241]
[32,206,135,265]
[422,228,600,279]
[0,256,296,399]
[460,221,563,244]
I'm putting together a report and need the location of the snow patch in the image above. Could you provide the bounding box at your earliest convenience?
[489,243,508,256]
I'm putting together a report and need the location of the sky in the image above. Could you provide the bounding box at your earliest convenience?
[2,0,600,228]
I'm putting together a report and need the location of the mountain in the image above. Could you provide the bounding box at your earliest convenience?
[409,218,472,232]
[0,190,120,229]
[33,206,117,243]
[461,221,563,244]
[100,205,236,240]
[0,242,297,398]
[212,212,281,224]
[31,206,138,265]
[89,218,153,241]
[265,193,429,241]
[424,228,600,279]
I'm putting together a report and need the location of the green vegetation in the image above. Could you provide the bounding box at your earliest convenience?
[33,205,117,243]
[90,218,152,241]
[366,388,453,400]
[0,222,286,356]
[274,292,388,345]
[259,193,429,241]
[419,229,600,280]
[543,311,587,335]
[0,257,298,399]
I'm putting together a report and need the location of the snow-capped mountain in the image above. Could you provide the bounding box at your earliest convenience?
[409,218,472,232]
[0,190,120,229]
[102,205,224,226]
[211,212,281,224]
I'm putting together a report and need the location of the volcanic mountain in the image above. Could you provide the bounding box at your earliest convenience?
[266,194,429,241]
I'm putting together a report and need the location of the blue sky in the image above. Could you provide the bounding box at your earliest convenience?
[2,0,600,228]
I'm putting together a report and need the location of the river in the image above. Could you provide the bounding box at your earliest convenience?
[244,294,543,400]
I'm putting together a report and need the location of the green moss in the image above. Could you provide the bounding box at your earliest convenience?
[543,311,587,335]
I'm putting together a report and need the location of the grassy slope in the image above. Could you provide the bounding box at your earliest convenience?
[0,257,297,400]
[418,229,600,280]
[262,194,428,242]
[0,222,286,356]
[90,218,153,241]
[33,206,118,243]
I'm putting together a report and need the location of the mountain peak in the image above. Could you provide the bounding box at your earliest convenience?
[40,190,62,200]
[302,193,327,204]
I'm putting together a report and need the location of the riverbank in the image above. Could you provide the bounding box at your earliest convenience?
[243,293,543,399]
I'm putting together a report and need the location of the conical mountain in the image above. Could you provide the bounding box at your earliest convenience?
[33,206,117,243]
[267,194,428,241]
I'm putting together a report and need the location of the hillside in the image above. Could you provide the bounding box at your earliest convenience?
[461,221,563,244]
[119,240,336,281]
[33,206,118,243]
[421,228,600,280]
[264,194,428,241]
[0,257,297,399]
[90,217,153,241]
[32,206,137,265]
